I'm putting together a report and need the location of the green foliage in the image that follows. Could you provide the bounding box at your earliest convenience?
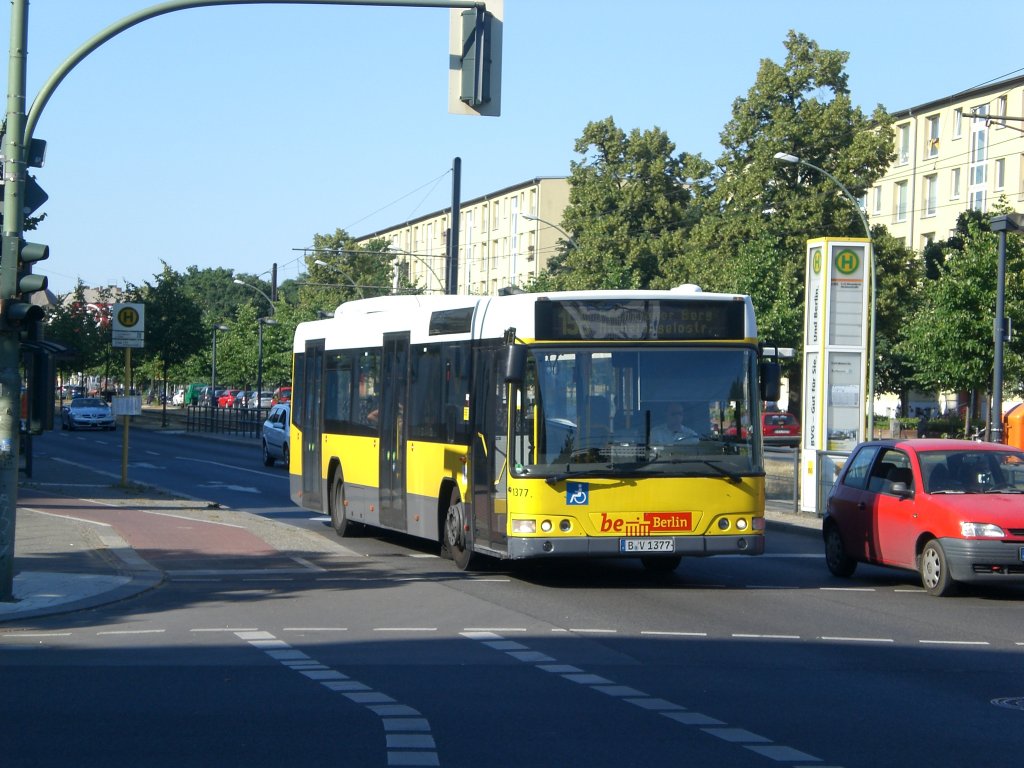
[898,210,1024,397]
[532,117,709,290]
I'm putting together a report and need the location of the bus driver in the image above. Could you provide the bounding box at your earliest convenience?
[651,403,699,444]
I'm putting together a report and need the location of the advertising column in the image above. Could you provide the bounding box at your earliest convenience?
[801,238,869,513]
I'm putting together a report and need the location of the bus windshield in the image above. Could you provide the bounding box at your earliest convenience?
[511,346,761,478]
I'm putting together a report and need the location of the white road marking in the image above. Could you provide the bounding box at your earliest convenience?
[462,629,828,766]
[235,629,439,766]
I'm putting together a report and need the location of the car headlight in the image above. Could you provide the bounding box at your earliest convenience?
[960,522,1005,538]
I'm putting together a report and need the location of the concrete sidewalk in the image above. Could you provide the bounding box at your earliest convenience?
[1,414,819,623]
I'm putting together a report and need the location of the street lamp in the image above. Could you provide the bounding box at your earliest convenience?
[387,245,447,294]
[211,323,229,405]
[988,214,1023,442]
[313,259,365,298]
[522,212,578,250]
[774,151,878,438]
[233,279,275,314]
[256,316,279,426]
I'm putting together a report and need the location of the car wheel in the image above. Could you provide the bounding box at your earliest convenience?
[281,442,289,468]
[920,539,957,596]
[262,440,274,467]
[824,523,857,578]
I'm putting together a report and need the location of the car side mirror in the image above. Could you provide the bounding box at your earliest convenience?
[890,481,913,498]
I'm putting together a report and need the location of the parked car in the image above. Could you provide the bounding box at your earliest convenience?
[251,391,274,409]
[762,412,800,447]
[218,389,242,408]
[262,403,290,467]
[722,412,800,446]
[272,386,291,405]
[171,389,185,407]
[824,438,1024,596]
[61,397,116,431]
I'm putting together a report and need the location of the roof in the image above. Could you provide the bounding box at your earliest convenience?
[890,73,1024,119]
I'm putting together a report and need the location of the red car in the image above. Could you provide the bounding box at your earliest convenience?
[723,411,801,446]
[762,411,800,446]
[824,438,1024,596]
[218,389,241,408]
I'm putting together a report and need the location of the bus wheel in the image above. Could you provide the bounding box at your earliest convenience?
[641,555,681,574]
[329,474,352,537]
[443,492,476,571]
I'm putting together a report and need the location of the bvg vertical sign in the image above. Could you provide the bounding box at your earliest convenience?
[112,303,145,348]
[801,238,869,514]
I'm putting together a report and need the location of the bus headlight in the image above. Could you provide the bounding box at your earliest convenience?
[735,518,748,531]
[540,520,553,532]
[512,519,536,534]
[559,519,572,532]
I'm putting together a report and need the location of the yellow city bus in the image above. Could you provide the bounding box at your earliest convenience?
[290,286,781,571]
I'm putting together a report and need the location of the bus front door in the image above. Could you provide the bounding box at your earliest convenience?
[301,340,324,510]
[379,332,409,531]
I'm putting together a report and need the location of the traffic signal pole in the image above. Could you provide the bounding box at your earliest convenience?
[0,0,30,601]
[1,0,495,601]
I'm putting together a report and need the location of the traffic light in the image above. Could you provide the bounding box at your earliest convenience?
[459,8,492,108]
[447,0,502,117]
[2,236,49,326]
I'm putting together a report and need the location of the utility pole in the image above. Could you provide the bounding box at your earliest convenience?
[0,0,31,600]
[447,157,461,294]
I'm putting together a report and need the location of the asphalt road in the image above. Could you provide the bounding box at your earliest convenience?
[5,425,1024,767]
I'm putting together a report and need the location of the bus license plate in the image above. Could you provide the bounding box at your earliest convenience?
[619,538,674,553]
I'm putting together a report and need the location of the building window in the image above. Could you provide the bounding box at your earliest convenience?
[995,158,1006,190]
[897,123,911,165]
[926,115,940,158]
[997,95,1008,127]
[953,108,963,139]
[921,233,935,252]
[872,186,882,214]
[951,167,961,199]
[970,189,986,211]
[924,174,938,217]
[895,181,908,222]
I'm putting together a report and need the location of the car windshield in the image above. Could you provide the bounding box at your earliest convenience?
[919,448,1024,493]
[510,346,762,479]
[73,398,107,408]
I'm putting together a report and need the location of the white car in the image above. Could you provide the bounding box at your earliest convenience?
[261,404,290,467]
[171,389,185,406]
[61,397,116,431]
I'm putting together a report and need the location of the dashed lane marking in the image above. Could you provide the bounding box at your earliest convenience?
[235,630,440,766]
[461,629,834,767]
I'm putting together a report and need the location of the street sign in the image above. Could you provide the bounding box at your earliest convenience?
[112,302,144,348]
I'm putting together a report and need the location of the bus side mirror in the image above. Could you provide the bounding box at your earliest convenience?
[760,360,781,402]
[505,345,526,385]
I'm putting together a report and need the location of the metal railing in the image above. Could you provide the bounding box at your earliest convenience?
[185,405,262,438]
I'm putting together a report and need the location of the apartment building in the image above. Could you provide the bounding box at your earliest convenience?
[356,176,570,295]
[871,74,1024,251]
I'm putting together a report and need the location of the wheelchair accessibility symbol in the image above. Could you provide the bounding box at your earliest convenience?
[566,482,589,506]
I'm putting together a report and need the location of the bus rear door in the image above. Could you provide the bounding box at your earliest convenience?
[301,340,324,509]
[380,332,409,531]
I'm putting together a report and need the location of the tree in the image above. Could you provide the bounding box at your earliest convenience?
[660,31,895,412]
[299,230,398,317]
[44,280,109,391]
[137,265,208,402]
[898,207,1024,413]
[530,117,710,291]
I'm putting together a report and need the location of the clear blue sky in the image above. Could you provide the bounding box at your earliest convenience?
[4,0,1021,295]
